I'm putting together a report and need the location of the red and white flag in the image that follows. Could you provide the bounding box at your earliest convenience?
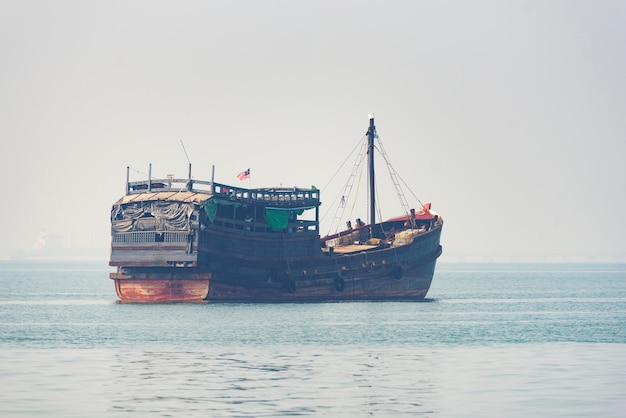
[236,168,250,181]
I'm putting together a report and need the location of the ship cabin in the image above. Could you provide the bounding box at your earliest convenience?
[203,183,320,236]
[110,173,322,268]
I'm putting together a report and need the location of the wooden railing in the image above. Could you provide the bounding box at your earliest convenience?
[127,177,320,207]
[112,231,190,244]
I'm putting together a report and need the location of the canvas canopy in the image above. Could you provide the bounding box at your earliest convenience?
[111,201,194,233]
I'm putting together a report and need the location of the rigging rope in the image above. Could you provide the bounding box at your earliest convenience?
[322,131,426,236]
[375,136,425,220]
[320,137,365,192]
[321,137,368,235]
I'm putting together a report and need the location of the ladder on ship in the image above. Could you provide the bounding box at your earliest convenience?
[327,134,416,234]
[329,138,368,233]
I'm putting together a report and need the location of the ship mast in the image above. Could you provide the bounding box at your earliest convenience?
[367,113,376,227]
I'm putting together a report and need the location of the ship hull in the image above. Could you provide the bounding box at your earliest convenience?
[110,227,442,302]
[206,247,441,302]
[111,270,211,302]
[110,256,438,303]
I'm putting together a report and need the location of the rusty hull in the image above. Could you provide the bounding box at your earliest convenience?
[111,270,210,302]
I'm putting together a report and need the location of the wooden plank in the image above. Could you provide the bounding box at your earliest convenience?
[324,244,379,254]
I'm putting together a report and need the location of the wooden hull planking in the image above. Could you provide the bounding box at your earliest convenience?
[110,239,441,302]
[111,270,210,302]
[206,254,438,302]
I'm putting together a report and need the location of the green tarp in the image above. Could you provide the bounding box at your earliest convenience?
[265,207,313,231]
[202,198,313,231]
[202,198,241,223]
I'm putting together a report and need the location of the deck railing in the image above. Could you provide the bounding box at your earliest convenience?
[126,177,320,207]
[111,231,190,244]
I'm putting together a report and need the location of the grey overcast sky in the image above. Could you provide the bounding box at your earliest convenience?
[1,0,624,261]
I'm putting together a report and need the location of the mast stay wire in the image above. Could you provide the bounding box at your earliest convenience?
[393,168,424,209]
[375,136,410,219]
[375,135,424,214]
[319,135,367,192]
[180,139,191,164]
[370,147,404,236]
[320,128,429,236]
[322,138,368,235]
[320,136,365,226]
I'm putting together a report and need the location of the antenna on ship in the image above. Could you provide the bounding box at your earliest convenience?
[181,139,192,176]
[367,113,376,228]
[125,166,130,194]
[181,140,193,189]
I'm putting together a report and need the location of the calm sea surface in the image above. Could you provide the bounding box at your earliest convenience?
[0,261,624,417]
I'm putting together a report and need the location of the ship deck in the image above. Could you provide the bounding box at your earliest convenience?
[323,244,380,254]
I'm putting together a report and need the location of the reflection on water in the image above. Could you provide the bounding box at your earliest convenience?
[3,345,625,417]
[0,350,111,417]
[109,348,437,416]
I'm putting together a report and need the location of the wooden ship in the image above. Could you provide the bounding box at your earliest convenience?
[109,114,443,301]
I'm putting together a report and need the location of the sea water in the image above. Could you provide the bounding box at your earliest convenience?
[0,261,624,417]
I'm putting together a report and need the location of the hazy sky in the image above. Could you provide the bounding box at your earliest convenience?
[1,0,624,261]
